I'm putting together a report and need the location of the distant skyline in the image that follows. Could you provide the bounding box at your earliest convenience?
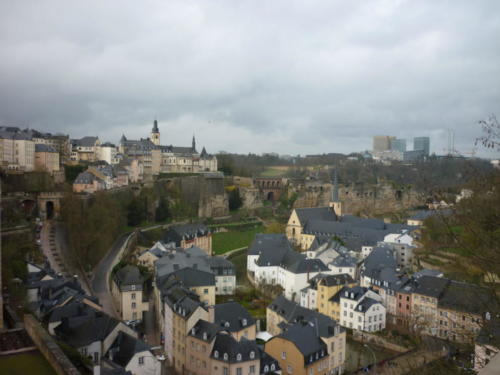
[0,1,499,158]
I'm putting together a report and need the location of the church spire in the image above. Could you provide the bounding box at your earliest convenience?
[192,134,196,152]
[152,119,159,133]
[151,119,160,145]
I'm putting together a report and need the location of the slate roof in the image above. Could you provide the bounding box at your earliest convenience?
[45,299,98,323]
[331,253,358,268]
[356,297,380,312]
[189,319,222,342]
[295,207,337,225]
[55,313,120,348]
[72,136,98,147]
[213,302,255,332]
[166,267,215,288]
[438,280,493,315]
[163,285,207,318]
[268,296,342,338]
[259,349,281,374]
[339,286,369,301]
[276,323,327,363]
[314,273,355,287]
[211,334,260,363]
[361,246,399,285]
[248,234,292,256]
[412,276,450,298]
[114,265,144,288]
[74,171,101,185]
[107,331,150,368]
[162,224,210,246]
[35,144,57,152]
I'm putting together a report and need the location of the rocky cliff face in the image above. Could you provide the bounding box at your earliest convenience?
[292,181,424,215]
[169,173,229,218]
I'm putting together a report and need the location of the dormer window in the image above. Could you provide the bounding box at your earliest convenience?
[224,322,230,328]
[191,328,195,335]
[237,353,242,361]
[249,351,255,359]
[271,364,275,371]
[345,291,348,297]
[264,366,269,373]
[242,319,247,326]
[203,332,207,340]
[214,351,219,358]
[223,353,228,361]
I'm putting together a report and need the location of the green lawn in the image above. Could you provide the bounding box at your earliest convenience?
[212,227,264,254]
[0,352,57,375]
[259,167,288,177]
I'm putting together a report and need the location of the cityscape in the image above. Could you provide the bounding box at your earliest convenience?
[1,2,500,375]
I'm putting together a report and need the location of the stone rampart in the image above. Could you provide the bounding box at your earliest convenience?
[24,314,80,375]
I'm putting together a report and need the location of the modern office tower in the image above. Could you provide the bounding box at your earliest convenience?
[390,138,407,153]
[373,136,396,152]
[414,137,430,156]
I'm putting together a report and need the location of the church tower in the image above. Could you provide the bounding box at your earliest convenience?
[151,119,160,146]
[329,169,343,217]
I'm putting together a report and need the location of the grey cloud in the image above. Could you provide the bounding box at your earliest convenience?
[0,0,499,157]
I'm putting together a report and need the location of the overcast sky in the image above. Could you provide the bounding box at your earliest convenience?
[1,1,499,157]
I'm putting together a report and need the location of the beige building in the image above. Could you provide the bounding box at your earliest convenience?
[373,136,396,152]
[315,274,356,321]
[163,224,213,256]
[70,136,101,162]
[0,131,35,171]
[121,120,217,177]
[111,265,149,322]
[35,144,60,173]
[266,296,346,374]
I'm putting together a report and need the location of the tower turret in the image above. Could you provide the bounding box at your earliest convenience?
[151,119,160,145]
[329,169,342,217]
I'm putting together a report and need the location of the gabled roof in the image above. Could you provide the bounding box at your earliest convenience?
[35,144,57,153]
[438,280,493,315]
[107,331,151,368]
[55,313,120,348]
[189,319,223,342]
[413,276,449,298]
[211,334,260,363]
[162,224,210,245]
[213,302,255,332]
[166,267,215,288]
[275,323,327,362]
[114,265,144,287]
[294,207,337,226]
[72,136,98,147]
[315,273,355,287]
[74,171,102,185]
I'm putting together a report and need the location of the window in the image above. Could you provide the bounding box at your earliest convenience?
[309,368,313,375]
[131,293,136,300]
[331,342,335,352]
[132,302,136,309]
[204,289,209,294]
[214,351,219,358]
[249,351,255,359]
[282,351,287,359]
[250,365,256,373]
[223,367,229,375]
[287,365,292,374]
[138,356,144,365]
[223,353,228,361]
[237,353,242,361]
[237,368,242,375]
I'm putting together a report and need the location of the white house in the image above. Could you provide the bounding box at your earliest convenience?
[339,286,386,332]
[248,234,329,302]
[106,331,161,375]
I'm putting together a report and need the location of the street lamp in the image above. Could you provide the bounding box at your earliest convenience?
[364,344,376,374]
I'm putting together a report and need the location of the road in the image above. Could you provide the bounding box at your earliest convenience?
[91,233,130,318]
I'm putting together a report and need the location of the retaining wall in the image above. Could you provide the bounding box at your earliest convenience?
[24,314,80,375]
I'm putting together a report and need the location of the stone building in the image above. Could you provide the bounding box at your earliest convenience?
[111,265,149,322]
[35,144,60,173]
[120,120,217,176]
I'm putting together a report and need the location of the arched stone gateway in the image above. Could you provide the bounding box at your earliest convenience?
[37,192,64,220]
[254,177,284,202]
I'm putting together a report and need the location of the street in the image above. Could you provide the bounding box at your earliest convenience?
[91,233,130,318]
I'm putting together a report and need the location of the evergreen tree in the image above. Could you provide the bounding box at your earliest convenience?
[155,197,170,222]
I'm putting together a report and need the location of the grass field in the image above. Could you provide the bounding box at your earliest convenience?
[0,352,57,375]
[259,166,290,177]
[212,226,264,254]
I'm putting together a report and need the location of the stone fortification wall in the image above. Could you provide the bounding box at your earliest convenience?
[24,314,80,375]
[292,182,424,215]
[168,173,229,218]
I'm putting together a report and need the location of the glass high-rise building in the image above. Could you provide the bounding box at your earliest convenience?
[414,137,430,156]
[390,138,407,153]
